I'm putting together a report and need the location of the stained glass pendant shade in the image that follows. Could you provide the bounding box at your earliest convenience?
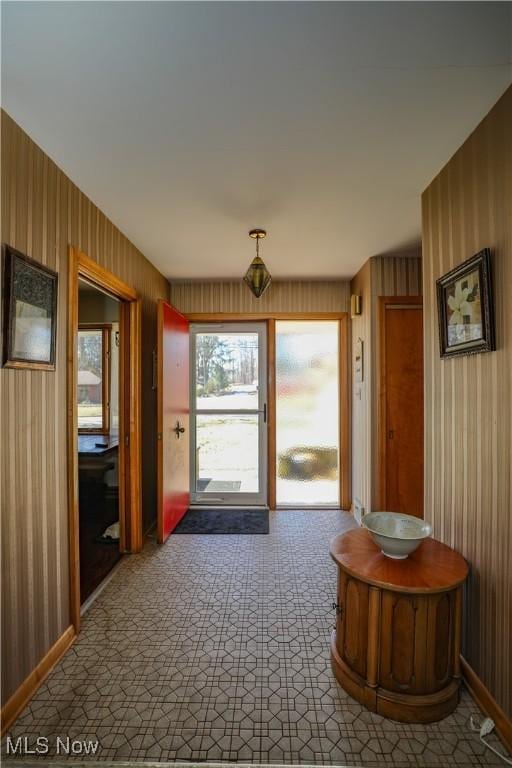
[244,229,272,298]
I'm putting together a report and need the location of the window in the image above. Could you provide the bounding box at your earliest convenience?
[77,325,111,433]
[275,321,339,506]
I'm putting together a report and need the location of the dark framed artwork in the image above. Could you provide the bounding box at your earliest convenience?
[436,248,495,359]
[2,246,58,370]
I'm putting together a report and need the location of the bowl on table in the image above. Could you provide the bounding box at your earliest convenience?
[362,512,432,559]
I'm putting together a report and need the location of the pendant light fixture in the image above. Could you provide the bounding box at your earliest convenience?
[244,229,272,298]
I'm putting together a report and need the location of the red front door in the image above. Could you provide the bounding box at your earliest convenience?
[157,300,190,543]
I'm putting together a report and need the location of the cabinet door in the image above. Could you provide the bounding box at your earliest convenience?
[379,589,457,695]
[424,590,456,692]
[336,571,369,679]
[379,591,428,694]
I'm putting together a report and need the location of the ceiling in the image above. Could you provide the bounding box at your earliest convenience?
[2,2,511,280]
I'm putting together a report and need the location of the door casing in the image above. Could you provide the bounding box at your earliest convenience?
[67,247,142,633]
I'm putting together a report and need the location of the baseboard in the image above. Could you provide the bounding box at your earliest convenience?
[80,557,126,617]
[461,655,512,753]
[1,625,76,735]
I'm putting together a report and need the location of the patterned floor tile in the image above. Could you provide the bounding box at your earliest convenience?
[2,510,510,766]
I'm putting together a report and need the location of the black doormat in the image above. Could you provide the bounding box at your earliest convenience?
[196,479,242,492]
[173,507,269,534]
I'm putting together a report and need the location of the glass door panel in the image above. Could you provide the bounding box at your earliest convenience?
[191,324,267,505]
[276,321,339,506]
[196,414,259,494]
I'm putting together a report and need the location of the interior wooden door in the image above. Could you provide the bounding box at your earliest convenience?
[157,300,190,543]
[379,297,423,517]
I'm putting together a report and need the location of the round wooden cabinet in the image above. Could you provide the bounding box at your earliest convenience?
[330,528,468,723]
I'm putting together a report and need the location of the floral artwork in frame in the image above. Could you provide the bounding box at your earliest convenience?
[436,249,495,359]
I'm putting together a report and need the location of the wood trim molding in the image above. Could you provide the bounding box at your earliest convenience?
[74,250,138,301]
[1,626,76,735]
[339,315,351,511]
[128,299,143,552]
[377,296,423,510]
[118,302,128,553]
[186,312,347,322]
[67,248,81,631]
[267,319,276,510]
[68,247,142,632]
[461,656,512,753]
[118,298,143,553]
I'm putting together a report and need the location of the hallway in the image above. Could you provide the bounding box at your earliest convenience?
[4,511,504,766]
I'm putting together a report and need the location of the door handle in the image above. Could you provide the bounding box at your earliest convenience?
[257,404,267,422]
[173,421,185,439]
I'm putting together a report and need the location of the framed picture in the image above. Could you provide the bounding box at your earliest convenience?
[2,245,58,370]
[436,248,495,359]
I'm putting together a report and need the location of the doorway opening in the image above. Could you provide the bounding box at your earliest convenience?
[190,323,267,506]
[77,281,122,603]
[68,248,142,632]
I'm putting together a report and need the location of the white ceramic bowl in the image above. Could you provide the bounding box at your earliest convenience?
[362,512,432,559]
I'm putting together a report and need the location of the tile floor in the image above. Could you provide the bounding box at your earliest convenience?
[3,510,509,766]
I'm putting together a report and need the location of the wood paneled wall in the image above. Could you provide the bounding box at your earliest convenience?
[422,86,512,717]
[0,111,170,704]
[350,254,422,516]
[170,280,350,314]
